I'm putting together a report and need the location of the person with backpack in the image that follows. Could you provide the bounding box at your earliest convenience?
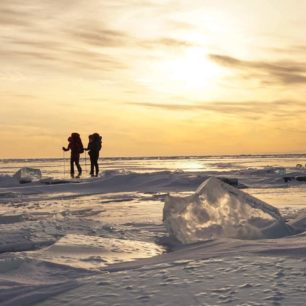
[62,132,84,178]
[85,133,102,177]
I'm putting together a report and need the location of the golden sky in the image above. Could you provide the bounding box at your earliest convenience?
[1,0,306,158]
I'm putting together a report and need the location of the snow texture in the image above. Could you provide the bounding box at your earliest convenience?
[1,157,306,305]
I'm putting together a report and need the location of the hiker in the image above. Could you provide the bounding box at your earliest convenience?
[85,133,102,177]
[62,133,84,178]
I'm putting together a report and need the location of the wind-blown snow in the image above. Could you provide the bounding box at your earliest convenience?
[26,234,164,270]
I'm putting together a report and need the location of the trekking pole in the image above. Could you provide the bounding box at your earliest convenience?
[63,150,66,178]
[84,151,87,174]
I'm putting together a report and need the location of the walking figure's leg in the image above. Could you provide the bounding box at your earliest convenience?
[95,157,99,177]
[70,158,75,178]
[90,155,94,176]
[75,155,82,178]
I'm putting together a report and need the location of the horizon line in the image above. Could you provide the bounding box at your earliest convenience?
[1,152,306,160]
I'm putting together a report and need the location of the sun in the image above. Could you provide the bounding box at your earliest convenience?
[154,48,225,96]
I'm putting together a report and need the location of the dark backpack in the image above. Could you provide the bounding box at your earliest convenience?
[78,143,84,154]
[71,133,84,154]
[93,133,102,151]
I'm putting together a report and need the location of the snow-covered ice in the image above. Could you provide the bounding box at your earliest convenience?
[1,155,306,305]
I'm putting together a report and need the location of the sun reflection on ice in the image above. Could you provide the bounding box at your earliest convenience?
[177,160,205,171]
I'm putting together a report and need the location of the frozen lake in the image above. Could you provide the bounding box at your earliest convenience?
[1,154,306,305]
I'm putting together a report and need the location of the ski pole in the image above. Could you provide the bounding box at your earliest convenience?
[84,151,87,174]
[63,151,66,178]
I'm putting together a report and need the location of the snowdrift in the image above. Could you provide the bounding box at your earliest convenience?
[163,177,296,243]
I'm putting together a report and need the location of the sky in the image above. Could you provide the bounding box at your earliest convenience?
[1,0,306,158]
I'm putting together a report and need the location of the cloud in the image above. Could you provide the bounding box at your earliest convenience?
[0,49,57,62]
[0,36,126,76]
[57,48,127,72]
[270,45,306,55]
[209,54,306,85]
[0,0,198,78]
[0,7,33,27]
[0,92,38,100]
[4,37,63,49]
[129,100,306,120]
[293,45,306,53]
[0,47,126,75]
[168,20,197,31]
[130,102,194,111]
[140,37,195,49]
[0,1,130,75]
[66,25,130,47]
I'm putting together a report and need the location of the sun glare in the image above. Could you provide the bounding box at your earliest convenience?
[155,48,224,95]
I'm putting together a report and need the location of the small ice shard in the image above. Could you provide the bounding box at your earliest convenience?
[14,167,42,184]
[163,177,295,243]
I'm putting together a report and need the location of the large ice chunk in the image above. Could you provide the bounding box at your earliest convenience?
[163,177,294,243]
[14,167,42,184]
